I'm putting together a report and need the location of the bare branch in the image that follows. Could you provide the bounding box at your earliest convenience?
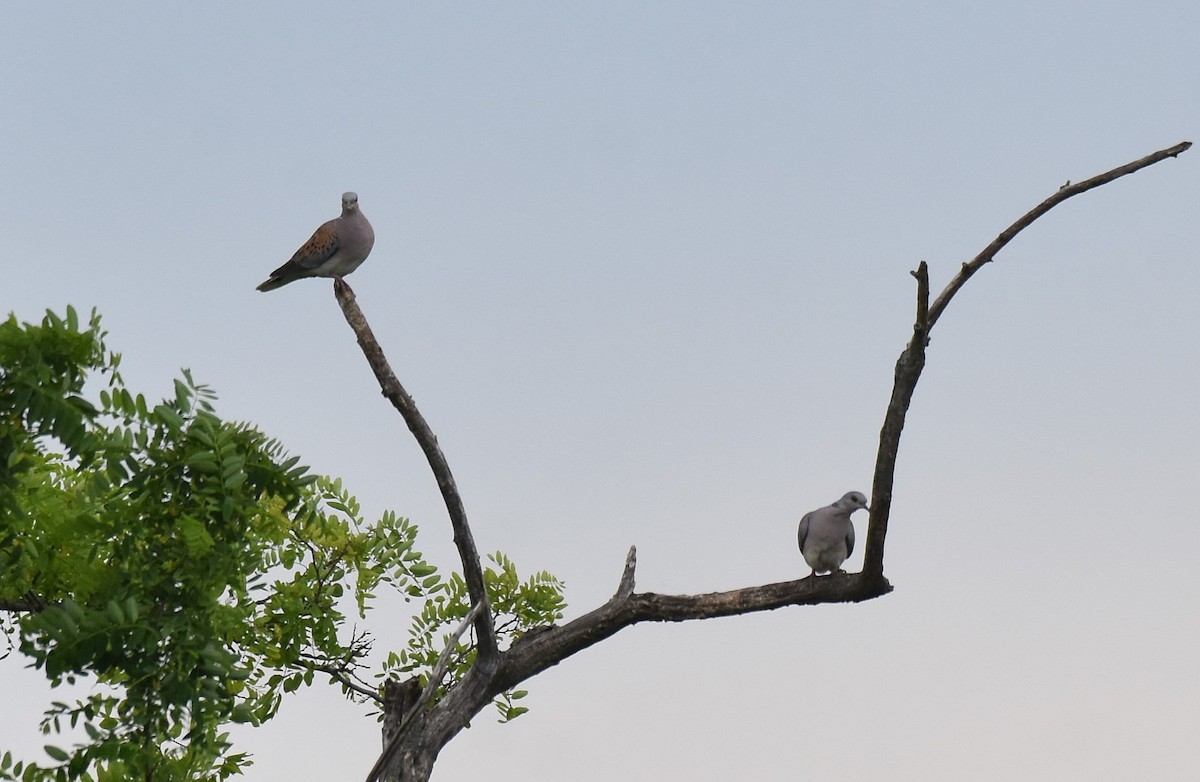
[303,660,383,704]
[861,262,930,577]
[333,279,497,660]
[297,629,381,705]
[495,571,891,693]
[927,141,1191,329]
[861,141,1191,576]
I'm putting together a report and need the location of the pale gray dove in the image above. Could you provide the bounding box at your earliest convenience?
[257,192,375,292]
[797,491,869,577]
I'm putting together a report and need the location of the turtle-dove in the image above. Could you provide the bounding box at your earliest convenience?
[257,192,375,292]
[797,491,869,577]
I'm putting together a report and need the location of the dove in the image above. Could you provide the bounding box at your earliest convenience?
[797,491,869,577]
[257,192,375,292]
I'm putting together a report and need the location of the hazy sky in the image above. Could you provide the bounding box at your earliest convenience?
[3,3,1198,780]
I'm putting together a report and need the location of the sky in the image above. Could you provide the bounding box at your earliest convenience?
[3,2,1198,780]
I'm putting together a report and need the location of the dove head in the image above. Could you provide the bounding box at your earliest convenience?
[341,192,360,212]
[835,491,870,514]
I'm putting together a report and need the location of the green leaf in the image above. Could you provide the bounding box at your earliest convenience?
[152,403,184,429]
[43,745,70,762]
[186,452,219,472]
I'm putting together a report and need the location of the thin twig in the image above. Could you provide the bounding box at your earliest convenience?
[333,279,497,659]
[304,661,383,704]
[927,141,1191,329]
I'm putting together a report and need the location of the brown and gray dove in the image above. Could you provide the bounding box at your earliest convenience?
[257,192,375,292]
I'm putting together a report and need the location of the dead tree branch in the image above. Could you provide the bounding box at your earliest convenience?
[928,140,1190,329]
[334,279,497,660]
[336,141,1189,781]
[492,548,890,695]
[860,140,1190,576]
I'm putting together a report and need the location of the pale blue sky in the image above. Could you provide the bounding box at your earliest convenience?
[3,3,1198,780]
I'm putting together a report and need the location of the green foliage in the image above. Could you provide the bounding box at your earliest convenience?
[382,551,566,722]
[0,308,565,780]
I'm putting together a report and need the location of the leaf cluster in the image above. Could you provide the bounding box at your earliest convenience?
[382,551,565,722]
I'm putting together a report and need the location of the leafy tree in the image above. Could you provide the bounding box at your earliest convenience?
[0,307,563,781]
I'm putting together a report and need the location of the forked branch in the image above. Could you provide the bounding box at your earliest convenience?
[860,140,1191,575]
[337,141,1189,782]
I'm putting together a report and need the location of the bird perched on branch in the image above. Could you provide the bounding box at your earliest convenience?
[797,491,869,577]
[257,192,375,292]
